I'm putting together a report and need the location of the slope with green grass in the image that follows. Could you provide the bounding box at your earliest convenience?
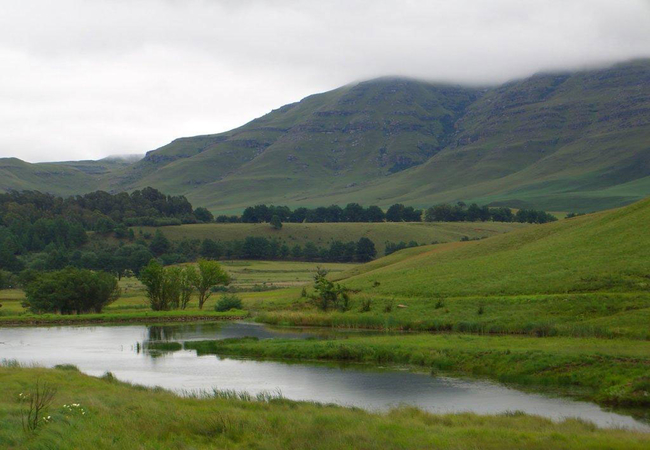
[132,221,527,256]
[252,197,650,339]
[341,197,650,297]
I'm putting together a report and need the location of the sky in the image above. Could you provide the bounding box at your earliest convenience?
[1,0,650,163]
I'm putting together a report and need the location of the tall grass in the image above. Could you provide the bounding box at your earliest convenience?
[1,366,648,449]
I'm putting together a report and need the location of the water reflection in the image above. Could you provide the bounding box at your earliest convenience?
[0,322,648,431]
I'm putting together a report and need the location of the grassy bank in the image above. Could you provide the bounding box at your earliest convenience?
[254,291,650,339]
[1,366,649,450]
[183,334,650,408]
[0,309,247,326]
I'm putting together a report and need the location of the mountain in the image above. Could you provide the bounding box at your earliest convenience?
[2,60,650,212]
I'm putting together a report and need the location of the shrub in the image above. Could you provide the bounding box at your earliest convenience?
[215,294,243,312]
[24,268,120,314]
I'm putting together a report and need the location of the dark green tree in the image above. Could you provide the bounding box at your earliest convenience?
[270,215,282,230]
[355,237,377,262]
[24,268,120,314]
[149,229,171,256]
[194,207,214,223]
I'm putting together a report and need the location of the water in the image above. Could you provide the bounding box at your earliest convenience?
[1,322,647,431]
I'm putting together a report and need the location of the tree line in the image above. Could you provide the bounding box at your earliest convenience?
[424,202,557,224]
[241,203,422,223]
[0,187,211,233]
[152,232,378,264]
[239,202,557,224]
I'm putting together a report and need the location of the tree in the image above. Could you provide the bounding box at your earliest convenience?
[0,239,23,272]
[149,229,171,256]
[270,215,283,230]
[291,244,303,259]
[178,266,196,309]
[365,205,385,222]
[138,260,169,311]
[386,204,405,222]
[139,261,196,311]
[309,267,350,311]
[192,259,230,309]
[200,238,222,259]
[303,242,320,260]
[355,237,377,262]
[342,203,365,222]
[194,207,214,223]
[24,268,120,314]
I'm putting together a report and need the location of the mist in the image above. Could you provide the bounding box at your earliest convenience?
[1,0,649,162]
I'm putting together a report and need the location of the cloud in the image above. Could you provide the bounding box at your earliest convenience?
[1,0,649,162]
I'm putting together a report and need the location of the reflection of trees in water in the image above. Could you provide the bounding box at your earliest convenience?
[137,326,180,357]
[147,325,178,341]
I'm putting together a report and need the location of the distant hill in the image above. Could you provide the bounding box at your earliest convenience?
[340,196,650,297]
[2,60,649,212]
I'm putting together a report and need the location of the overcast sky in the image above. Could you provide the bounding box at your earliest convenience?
[1,0,649,163]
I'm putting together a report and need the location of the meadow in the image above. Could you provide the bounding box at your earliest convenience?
[0,260,351,324]
[131,221,526,255]
[1,365,649,450]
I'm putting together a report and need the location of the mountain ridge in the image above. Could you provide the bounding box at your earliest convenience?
[2,60,650,212]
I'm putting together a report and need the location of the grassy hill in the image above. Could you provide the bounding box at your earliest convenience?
[0,156,137,195]
[341,197,650,297]
[132,221,526,256]
[2,60,649,212]
[251,197,650,340]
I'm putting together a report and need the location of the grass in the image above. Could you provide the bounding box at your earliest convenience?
[183,334,650,408]
[341,199,650,297]
[131,221,526,256]
[254,291,650,339]
[0,260,344,324]
[1,365,649,449]
[220,260,356,290]
[0,309,247,326]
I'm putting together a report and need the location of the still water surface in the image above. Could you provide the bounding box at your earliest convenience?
[1,322,647,430]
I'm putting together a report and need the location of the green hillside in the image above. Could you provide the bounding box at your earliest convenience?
[131,221,526,256]
[251,197,650,339]
[2,60,649,212]
[0,156,137,195]
[341,197,650,297]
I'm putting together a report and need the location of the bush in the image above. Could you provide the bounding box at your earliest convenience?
[24,268,120,315]
[215,294,243,312]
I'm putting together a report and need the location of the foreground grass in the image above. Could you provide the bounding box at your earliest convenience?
[184,334,650,408]
[1,366,649,450]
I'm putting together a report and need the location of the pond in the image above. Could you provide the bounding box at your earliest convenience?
[1,322,647,431]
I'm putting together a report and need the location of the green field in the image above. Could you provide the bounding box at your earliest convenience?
[340,199,650,297]
[0,260,352,323]
[132,221,527,255]
[1,365,649,450]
